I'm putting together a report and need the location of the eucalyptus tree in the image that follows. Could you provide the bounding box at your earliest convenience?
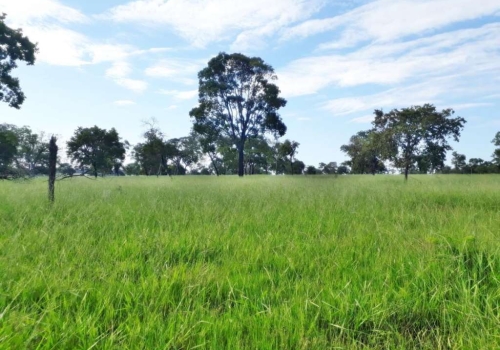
[190,52,287,177]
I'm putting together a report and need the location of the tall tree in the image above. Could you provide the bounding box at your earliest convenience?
[372,104,466,180]
[190,52,287,177]
[0,14,37,109]
[67,126,127,178]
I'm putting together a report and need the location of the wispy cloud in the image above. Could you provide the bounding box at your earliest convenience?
[116,79,148,93]
[145,58,206,85]
[159,89,198,100]
[106,62,132,79]
[114,100,136,106]
[282,0,500,48]
[278,23,500,98]
[102,0,323,48]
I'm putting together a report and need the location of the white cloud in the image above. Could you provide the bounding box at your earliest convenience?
[278,23,500,97]
[159,89,198,100]
[116,79,148,93]
[321,76,470,116]
[452,103,494,110]
[1,0,172,66]
[102,0,323,48]
[145,58,205,85]
[282,0,500,47]
[106,62,132,79]
[166,105,178,110]
[114,100,136,106]
[0,0,88,25]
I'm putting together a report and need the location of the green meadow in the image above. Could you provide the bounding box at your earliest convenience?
[1,175,499,349]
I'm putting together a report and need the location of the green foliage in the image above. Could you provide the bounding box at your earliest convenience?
[1,176,499,348]
[0,123,49,176]
[340,130,386,175]
[67,126,127,178]
[372,104,466,179]
[190,52,287,177]
[0,124,19,172]
[0,14,37,109]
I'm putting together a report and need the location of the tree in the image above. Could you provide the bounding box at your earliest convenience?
[372,104,466,180]
[58,163,76,176]
[133,121,174,176]
[0,124,19,174]
[306,165,319,175]
[67,126,127,178]
[124,162,141,176]
[279,140,299,175]
[1,14,38,109]
[492,132,500,168]
[190,52,287,177]
[451,152,467,173]
[340,130,386,175]
[14,126,50,175]
[319,162,337,175]
[291,160,305,175]
[167,133,202,175]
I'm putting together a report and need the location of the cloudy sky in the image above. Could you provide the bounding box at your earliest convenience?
[1,0,499,166]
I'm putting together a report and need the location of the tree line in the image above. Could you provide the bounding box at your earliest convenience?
[1,15,499,180]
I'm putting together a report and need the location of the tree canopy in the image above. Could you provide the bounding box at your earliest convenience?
[0,14,37,109]
[67,126,127,178]
[372,104,466,180]
[189,52,287,177]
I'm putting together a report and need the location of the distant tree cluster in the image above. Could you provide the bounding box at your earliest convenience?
[0,124,50,178]
[445,132,500,174]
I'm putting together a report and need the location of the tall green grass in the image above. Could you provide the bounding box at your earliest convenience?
[1,175,499,349]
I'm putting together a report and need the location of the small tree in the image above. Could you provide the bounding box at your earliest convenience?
[67,126,127,178]
[190,52,287,177]
[0,14,38,109]
[372,104,466,180]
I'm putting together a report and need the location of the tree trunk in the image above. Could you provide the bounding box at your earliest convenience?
[238,145,244,177]
[404,165,409,181]
[209,154,219,176]
[48,136,58,204]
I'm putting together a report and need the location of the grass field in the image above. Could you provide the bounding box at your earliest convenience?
[1,175,499,349]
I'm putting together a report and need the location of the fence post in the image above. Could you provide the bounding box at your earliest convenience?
[48,136,58,203]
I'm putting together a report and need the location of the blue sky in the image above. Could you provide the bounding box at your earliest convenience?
[1,0,499,166]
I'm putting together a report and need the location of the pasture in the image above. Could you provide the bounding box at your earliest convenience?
[1,175,499,349]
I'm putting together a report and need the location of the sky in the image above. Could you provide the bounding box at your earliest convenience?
[1,0,499,166]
